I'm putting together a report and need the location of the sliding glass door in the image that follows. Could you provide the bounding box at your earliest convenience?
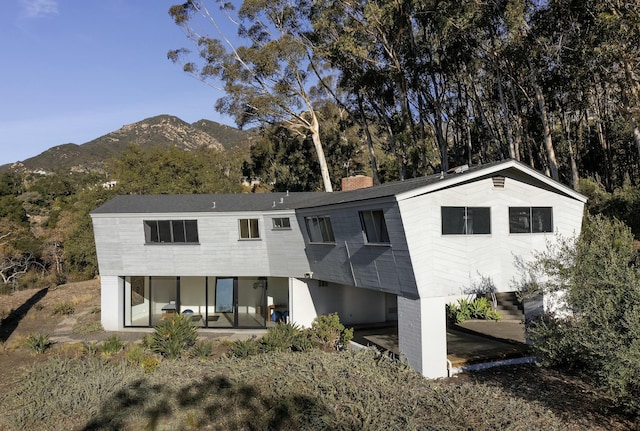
[123,276,282,328]
[206,277,235,327]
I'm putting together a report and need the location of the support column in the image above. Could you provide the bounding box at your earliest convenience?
[101,276,123,331]
[288,278,318,328]
[398,295,448,378]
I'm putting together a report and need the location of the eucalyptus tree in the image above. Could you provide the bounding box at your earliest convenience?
[168,0,335,192]
[310,0,403,179]
[244,100,366,191]
[588,0,640,184]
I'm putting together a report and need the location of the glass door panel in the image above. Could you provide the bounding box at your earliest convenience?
[151,277,178,326]
[237,278,266,328]
[180,277,205,327]
[206,277,234,327]
[125,276,149,326]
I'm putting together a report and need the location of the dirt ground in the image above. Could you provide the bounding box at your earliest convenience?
[0,279,240,395]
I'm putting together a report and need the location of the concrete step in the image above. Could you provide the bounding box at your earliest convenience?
[491,292,524,321]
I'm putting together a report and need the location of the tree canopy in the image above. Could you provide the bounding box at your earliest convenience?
[170,0,640,193]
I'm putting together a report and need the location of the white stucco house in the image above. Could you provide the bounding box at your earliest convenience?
[90,159,586,378]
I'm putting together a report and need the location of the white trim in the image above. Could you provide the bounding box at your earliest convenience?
[396,160,587,203]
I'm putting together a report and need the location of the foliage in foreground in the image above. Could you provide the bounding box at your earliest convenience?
[24,333,51,355]
[446,297,502,323]
[151,313,198,359]
[518,214,640,413]
[228,313,353,358]
[1,349,613,431]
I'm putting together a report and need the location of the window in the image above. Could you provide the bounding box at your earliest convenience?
[359,210,390,244]
[144,220,199,244]
[304,216,335,243]
[509,207,553,233]
[441,207,491,235]
[239,218,260,239]
[272,217,291,229]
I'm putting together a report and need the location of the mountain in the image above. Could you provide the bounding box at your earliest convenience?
[3,115,256,173]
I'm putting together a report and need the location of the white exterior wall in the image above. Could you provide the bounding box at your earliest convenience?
[288,278,387,327]
[100,275,122,330]
[398,177,585,299]
[91,210,310,277]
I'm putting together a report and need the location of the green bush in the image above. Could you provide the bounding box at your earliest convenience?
[190,340,214,359]
[24,333,51,355]
[447,297,501,323]
[260,322,307,352]
[228,338,260,358]
[101,335,124,356]
[125,343,148,366]
[151,313,198,359]
[309,313,353,351]
[519,214,640,413]
[51,303,75,316]
[141,357,160,373]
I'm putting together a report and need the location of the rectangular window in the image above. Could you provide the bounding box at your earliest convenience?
[304,216,335,243]
[441,207,491,235]
[509,207,553,233]
[144,220,199,243]
[239,218,260,239]
[272,217,291,229]
[359,210,390,244]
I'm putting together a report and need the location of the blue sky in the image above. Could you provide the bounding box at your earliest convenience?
[0,0,234,166]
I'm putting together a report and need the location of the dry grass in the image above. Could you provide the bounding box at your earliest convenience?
[0,348,637,431]
[0,281,637,431]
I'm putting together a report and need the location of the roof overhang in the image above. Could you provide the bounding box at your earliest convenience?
[395,159,587,203]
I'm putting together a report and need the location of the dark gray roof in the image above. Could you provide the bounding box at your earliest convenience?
[91,159,552,215]
[91,192,320,214]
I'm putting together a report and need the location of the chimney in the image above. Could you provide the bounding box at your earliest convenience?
[341,175,373,191]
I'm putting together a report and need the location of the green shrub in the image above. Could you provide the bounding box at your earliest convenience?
[260,322,306,352]
[150,313,198,359]
[519,214,640,413]
[309,313,353,351]
[141,357,161,373]
[190,340,214,359]
[24,333,51,355]
[125,343,148,366]
[447,297,502,323]
[228,338,260,358]
[101,335,124,356]
[51,303,75,316]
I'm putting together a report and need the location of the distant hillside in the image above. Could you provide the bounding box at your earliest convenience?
[191,119,257,150]
[3,115,256,173]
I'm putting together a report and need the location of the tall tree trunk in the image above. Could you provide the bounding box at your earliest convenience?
[533,82,559,181]
[623,61,640,162]
[498,72,516,160]
[357,94,381,185]
[560,109,580,190]
[509,83,524,160]
[310,111,333,192]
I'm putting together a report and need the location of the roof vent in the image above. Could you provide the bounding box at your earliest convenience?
[492,176,506,188]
